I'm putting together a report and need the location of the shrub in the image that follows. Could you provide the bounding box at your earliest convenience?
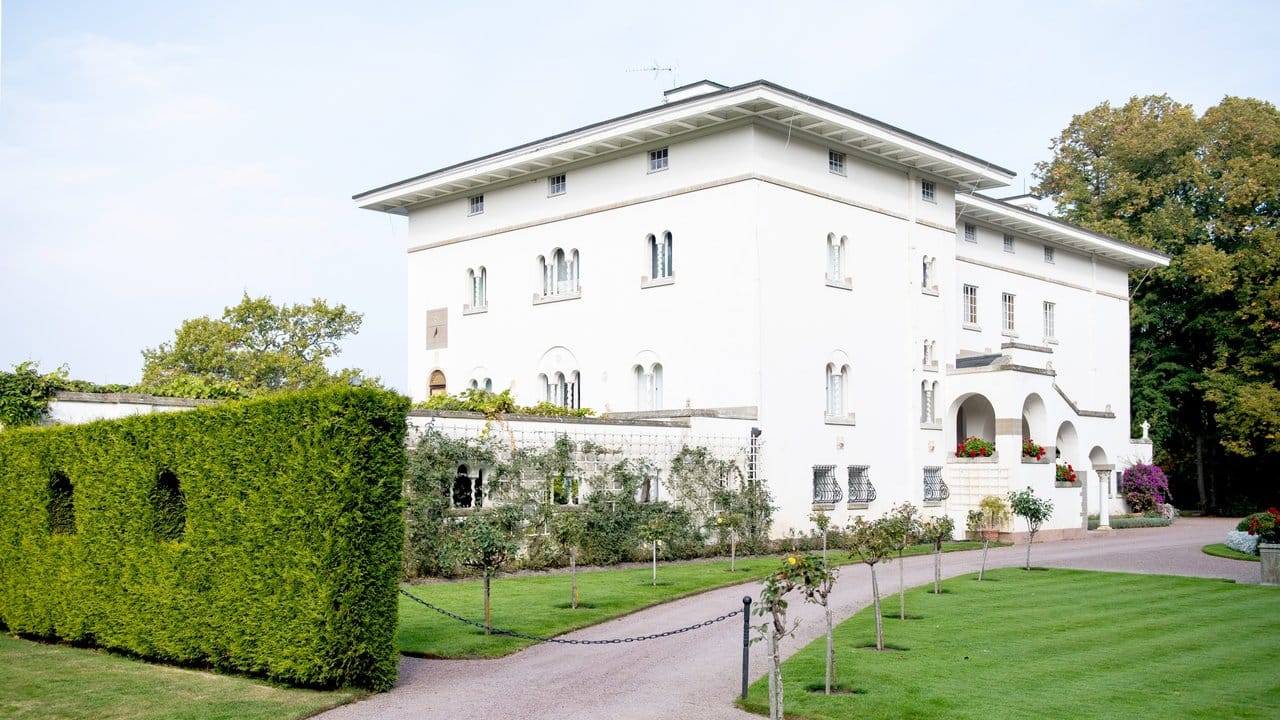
[1120,463,1170,511]
[955,436,994,458]
[1246,508,1280,544]
[0,387,408,691]
[1225,529,1260,555]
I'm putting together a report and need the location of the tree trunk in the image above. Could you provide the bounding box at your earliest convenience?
[933,546,941,594]
[824,603,835,694]
[1025,531,1035,570]
[1196,433,1208,510]
[822,528,828,568]
[767,630,783,720]
[979,538,989,581]
[871,564,884,651]
[570,548,578,610]
[652,540,658,586]
[730,537,737,573]
[898,551,905,620]
[483,572,492,635]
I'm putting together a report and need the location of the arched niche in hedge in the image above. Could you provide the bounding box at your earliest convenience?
[151,469,187,542]
[48,471,76,535]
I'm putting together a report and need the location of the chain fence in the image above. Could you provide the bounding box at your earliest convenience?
[399,588,741,645]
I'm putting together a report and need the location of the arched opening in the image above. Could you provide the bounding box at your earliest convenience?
[48,471,75,535]
[151,470,186,542]
[453,464,473,507]
[1090,446,1111,496]
[429,370,447,396]
[1021,393,1048,444]
[1055,421,1079,466]
[953,393,996,446]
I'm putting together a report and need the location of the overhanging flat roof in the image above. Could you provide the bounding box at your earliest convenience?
[957,193,1170,269]
[354,80,1016,214]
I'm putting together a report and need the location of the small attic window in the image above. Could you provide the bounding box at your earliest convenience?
[468,194,484,216]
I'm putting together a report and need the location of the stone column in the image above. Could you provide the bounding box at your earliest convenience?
[1097,469,1111,530]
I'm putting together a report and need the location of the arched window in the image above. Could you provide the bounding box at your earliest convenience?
[826,233,846,282]
[569,249,580,291]
[649,232,673,279]
[538,255,550,295]
[483,378,493,392]
[920,381,930,423]
[922,256,936,290]
[634,362,663,410]
[554,249,568,293]
[540,249,581,297]
[474,266,487,307]
[453,464,473,507]
[826,363,849,417]
[151,470,186,542]
[468,379,479,391]
[429,370,447,396]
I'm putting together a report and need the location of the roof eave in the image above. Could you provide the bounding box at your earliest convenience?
[956,194,1171,269]
[354,81,1015,212]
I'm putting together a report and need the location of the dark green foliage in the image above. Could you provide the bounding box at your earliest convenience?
[0,387,408,691]
[0,361,130,429]
[1087,515,1172,529]
[413,388,594,417]
[579,461,702,565]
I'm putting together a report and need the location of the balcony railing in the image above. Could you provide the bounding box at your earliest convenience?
[812,464,843,504]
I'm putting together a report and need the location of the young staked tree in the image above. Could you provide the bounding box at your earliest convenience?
[798,555,840,694]
[846,516,895,651]
[972,495,1012,581]
[884,502,921,620]
[810,508,833,568]
[756,554,828,719]
[918,515,955,594]
[551,510,588,609]
[639,512,673,586]
[1008,487,1054,570]
[457,507,522,634]
[713,505,746,572]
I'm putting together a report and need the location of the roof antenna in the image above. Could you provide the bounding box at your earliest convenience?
[627,62,677,88]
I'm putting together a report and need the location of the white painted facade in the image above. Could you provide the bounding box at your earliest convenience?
[357,80,1168,537]
[46,392,216,425]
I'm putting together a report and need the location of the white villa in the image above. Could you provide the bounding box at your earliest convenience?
[354,80,1168,538]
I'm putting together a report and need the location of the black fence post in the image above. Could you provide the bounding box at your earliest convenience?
[741,595,752,699]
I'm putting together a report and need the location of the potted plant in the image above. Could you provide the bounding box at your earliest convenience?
[955,436,995,458]
[1021,439,1047,461]
[1055,463,1078,486]
[1247,508,1280,585]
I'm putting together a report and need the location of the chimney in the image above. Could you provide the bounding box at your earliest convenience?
[663,80,727,104]
[1006,195,1042,213]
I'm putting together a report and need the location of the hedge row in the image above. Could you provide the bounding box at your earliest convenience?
[0,387,408,691]
[1087,515,1173,530]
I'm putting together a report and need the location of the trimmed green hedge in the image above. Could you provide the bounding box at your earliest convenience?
[0,387,408,691]
[1087,515,1173,530]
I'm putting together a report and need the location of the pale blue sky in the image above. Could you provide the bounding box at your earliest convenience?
[2,1,1277,391]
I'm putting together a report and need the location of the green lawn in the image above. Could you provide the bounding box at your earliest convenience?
[741,568,1280,720]
[398,541,992,658]
[1203,542,1260,562]
[0,633,360,720]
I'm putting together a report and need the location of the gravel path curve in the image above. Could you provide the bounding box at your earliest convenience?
[319,517,1259,720]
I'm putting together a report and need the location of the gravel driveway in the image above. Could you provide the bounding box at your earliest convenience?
[318,517,1258,720]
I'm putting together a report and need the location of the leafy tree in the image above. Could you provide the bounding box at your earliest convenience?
[968,495,1011,581]
[809,509,833,568]
[456,507,522,634]
[712,507,745,572]
[1008,487,1054,570]
[918,515,955,594]
[755,554,828,719]
[845,516,895,651]
[884,502,921,620]
[1034,94,1280,510]
[551,510,588,609]
[139,294,372,397]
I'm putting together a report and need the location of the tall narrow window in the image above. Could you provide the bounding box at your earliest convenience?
[48,471,75,535]
[921,179,936,203]
[828,150,845,175]
[634,363,663,411]
[1044,246,1055,264]
[1002,292,1016,333]
[963,285,979,326]
[541,248,580,297]
[649,232,673,279]
[648,147,668,172]
[468,194,484,215]
[920,381,932,423]
[964,223,977,242]
[922,256,936,291]
[826,233,846,282]
[1003,234,1015,253]
[1043,301,1056,340]
[548,174,566,196]
[825,363,849,418]
[468,267,487,308]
